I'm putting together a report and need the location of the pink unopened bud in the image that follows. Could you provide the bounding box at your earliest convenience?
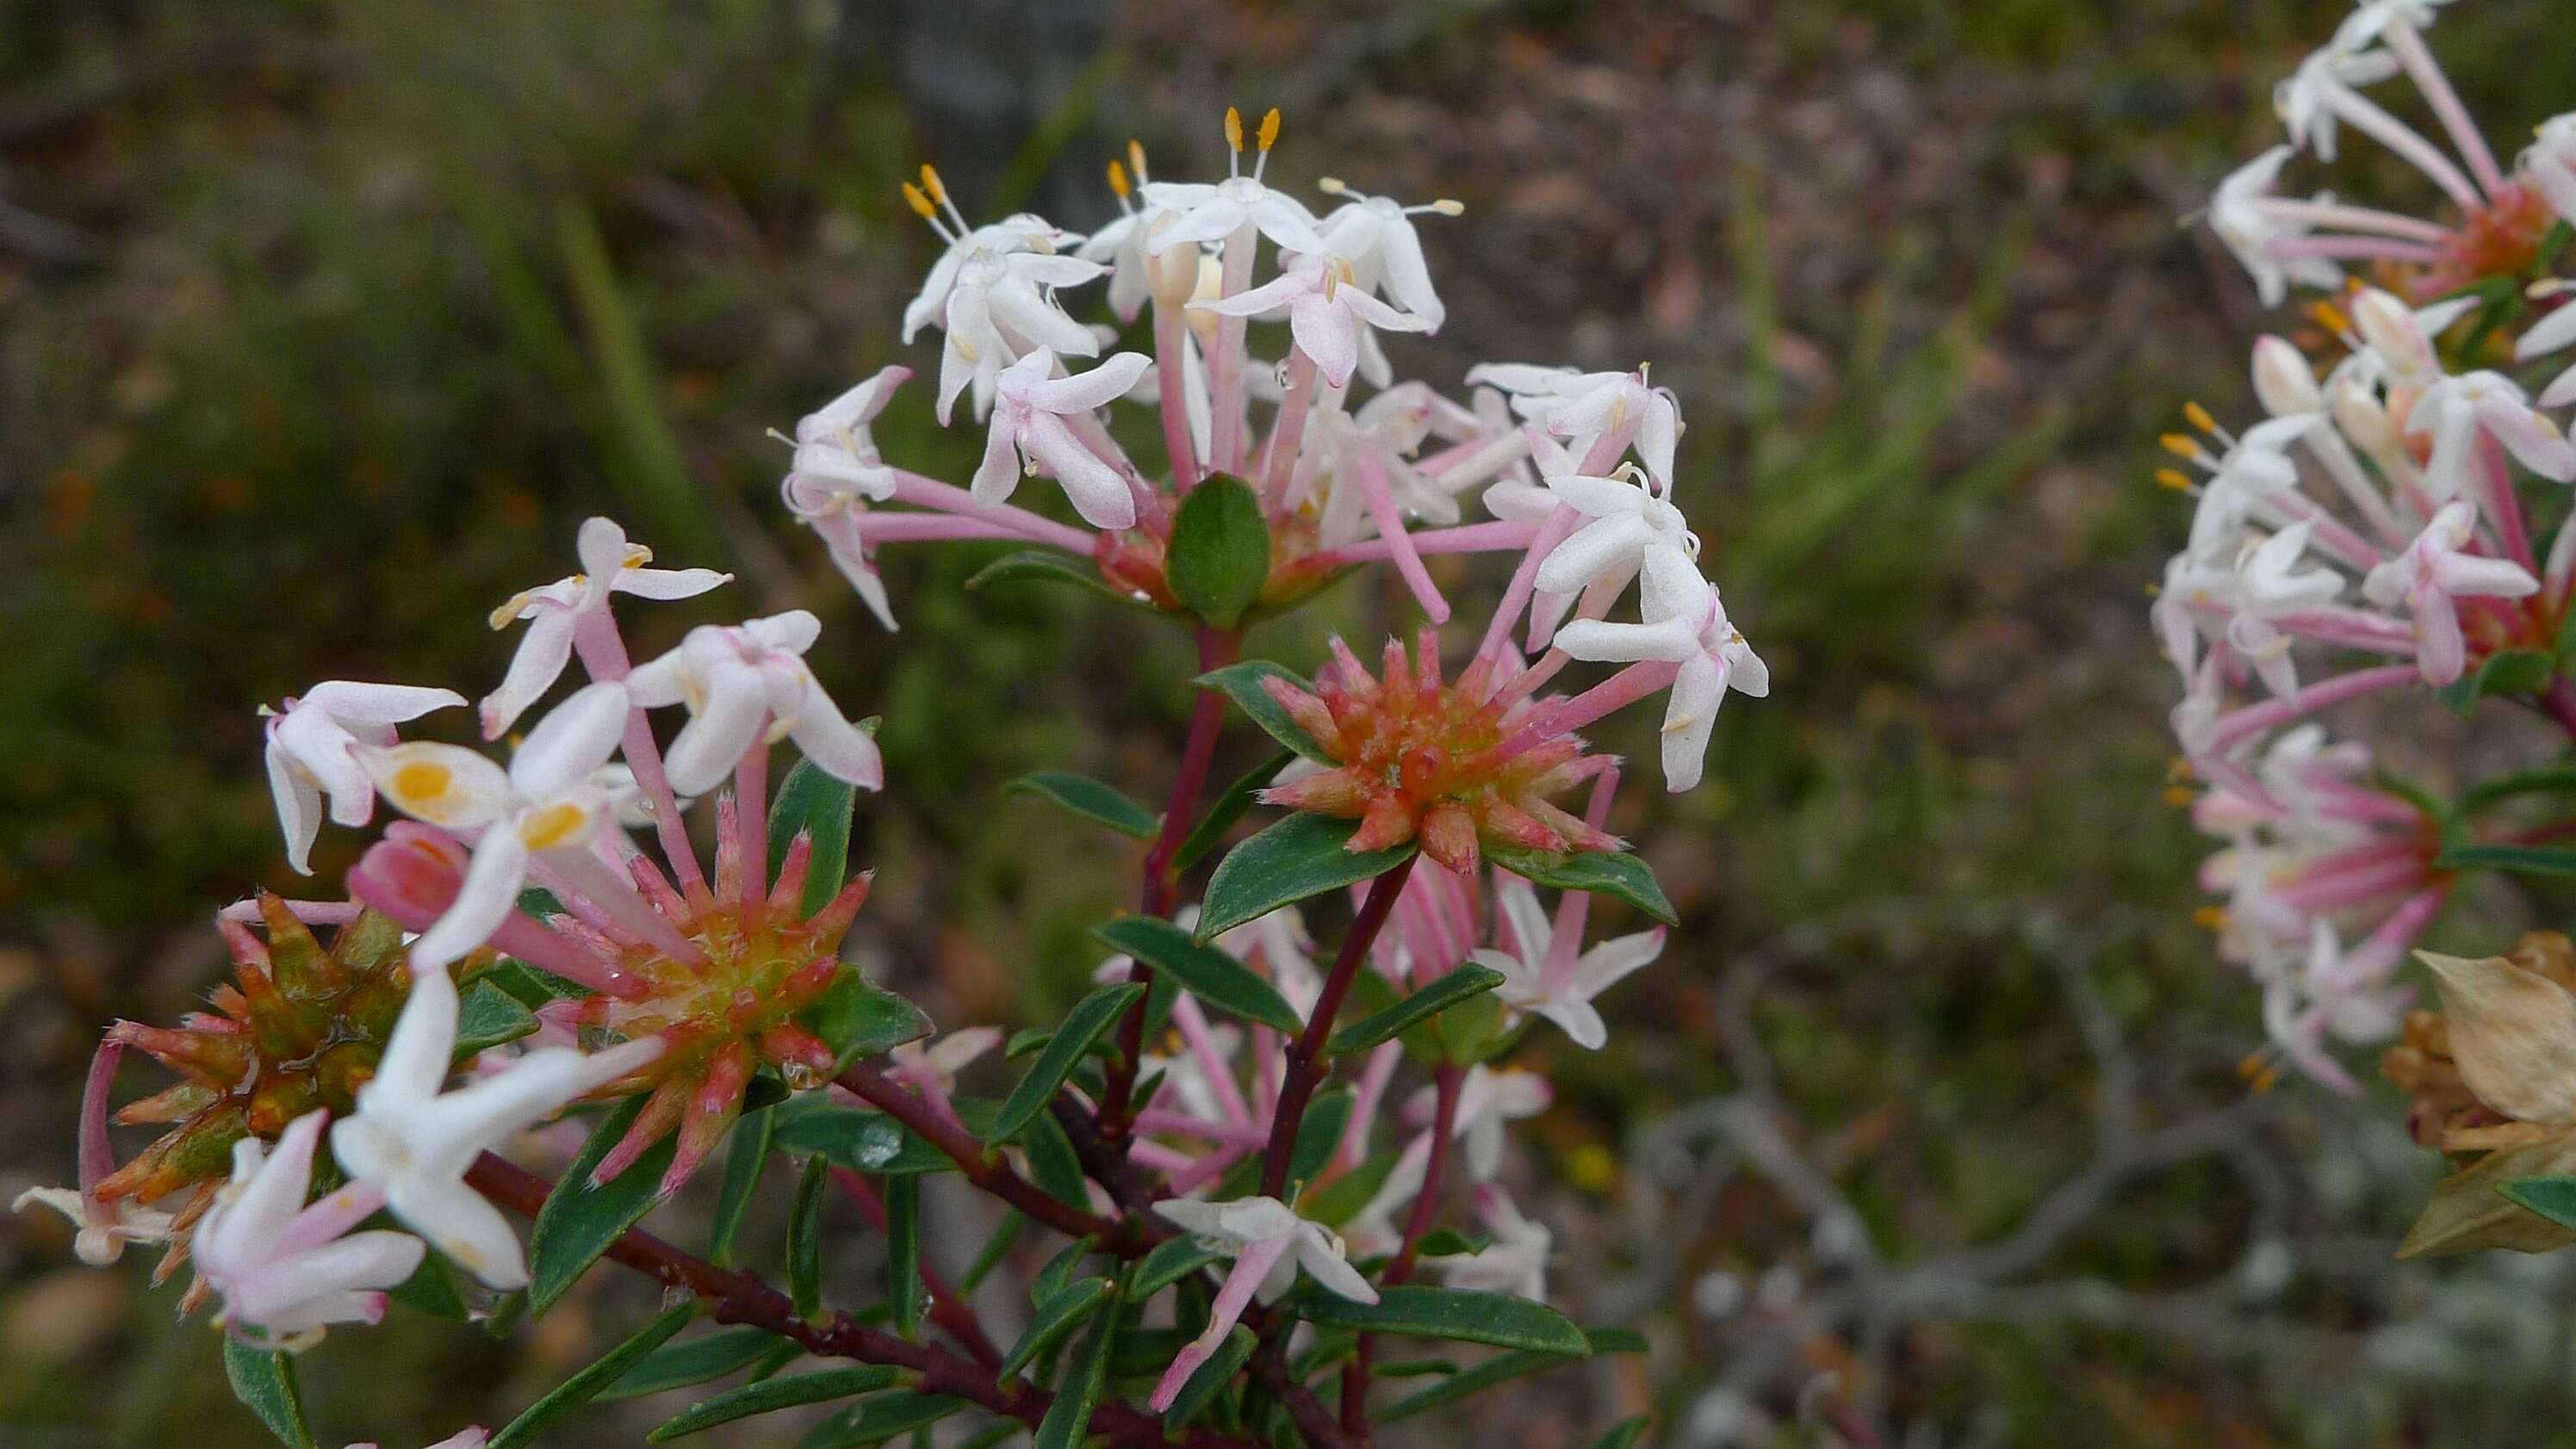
[345,822,469,932]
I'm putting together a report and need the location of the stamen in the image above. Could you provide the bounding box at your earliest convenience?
[1107,158,1130,201]
[1256,107,1281,152]
[2182,400,2219,435]
[1318,176,1349,195]
[1418,199,1465,216]
[2159,433,2210,465]
[920,163,969,233]
[1127,137,1149,185]
[2155,468,2196,492]
[1224,106,1244,178]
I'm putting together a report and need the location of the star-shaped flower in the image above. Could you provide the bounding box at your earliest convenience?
[481,517,730,740]
[264,682,464,874]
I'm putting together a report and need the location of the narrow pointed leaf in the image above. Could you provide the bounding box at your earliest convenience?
[790,1154,829,1318]
[966,548,1159,611]
[648,1366,906,1441]
[222,1340,314,1449]
[1176,747,1296,871]
[885,1173,923,1337]
[1282,1284,1591,1354]
[1379,1326,1640,1422]
[602,1326,788,1402]
[792,1392,969,1449]
[989,982,1145,1141]
[998,1275,1118,1381]
[1198,813,1417,941]
[801,971,933,1073]
[1194,662,1334,762]
[1326,965,1505,1056]
[708,1101,775,1266]
[1592,1415,1653,1449]
[2499,1174,2576,1232]
[529,1093,678,1314]
[1486,844,1679,927]
[488,1302,695,1449]
[1007,772,1159,839]
[1132,1235,1227,1300]
[2433,842,2576,876]
[1033,1309,1119,1449]
[1286,1087,1354,1192]
[767,758,860,917]
[1021,1105,1092,1209]
[1094,915,1303,1033]
[452,981,540,1062]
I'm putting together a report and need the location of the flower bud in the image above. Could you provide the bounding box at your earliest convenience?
[2352,287,2434,382]
[1145,216,1200,312]
[2251,336,2323,418]
[2331,373,2397,452]
[2417,948,2576,1125]
[1185,252,1226,350]
[347,821,469,933]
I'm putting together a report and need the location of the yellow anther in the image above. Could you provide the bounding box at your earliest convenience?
[2310,300,2352,336]
[918,164,948,207]
[1317,176,1348,195]
[518,802,590,851]
[901,182,935,220]
[2182,400,2219,434]
[392,761,453,805]
[2162,784,2197,807]
[1107,158,1130,199]
[1256,107,1281,151]
[2159,433,2202,460]
[1223,106,1245,152]
[2156,467,2194,491]
[1127,138,1147,180]
[1429,198,1465,215]
[2247,1064,2281,1094]
[2165,755,2195,782]
[2192,905,2229,932]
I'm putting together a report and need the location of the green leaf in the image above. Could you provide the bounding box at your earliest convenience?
[767,1098,953,1175]
[1160,1324,1257,1429]
[959,1211,1027,1293]
[999,1275,1119,1380]
[2432,842,2576,876]
[768,758,860,918]
[1412,1228,1492,1259]
[1006,771,1159,839]
[2499,1174,2576,1232]
[1299,1149,1399,1228]
[1193,661,1333,762]
[1165,473,1272,628]
[489,1302,696,1449]
[793,1393,970,1449]
[1326,964,1506,1056]
[1283,1285,1591,1355]
[790,1154,830,1318]
[803,972,934,1074]
[1592,1415,1653,1449]
[1133,1235,1227,1300]
[1019,1105,1092,1209]
[1176,747,1296,872]
[602,1326,789,1402]
[1486,844,1679,927]
[885,1173,924,1338]
[1094,915,1304,1033]
[528,1093,677,1314]
[708,1102,775,1267]
[1198,813,1417,941]
[2398,1132,2576,1258]
[648,1366,906,1441]
[476,958,594,1008]
[1379,1327,1641,1423]
[221,1340,314,1449]
[2458,763,2576,814]
[1286,1087,1354,1192]
[966,548,1158,612]
[989,982,1146,1141]
[2437,647,2558,715]
[1033,1306,1119,1449]
[387,1250,471,1320]
[1034,1238,1096,1305]
[452,981,540,1062]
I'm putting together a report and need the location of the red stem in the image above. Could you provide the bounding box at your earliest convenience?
[463,1153,1233,1449]
[834,1062,1136,1249]
[1260,857,1418,1198]
[1343,1064,1462,1434]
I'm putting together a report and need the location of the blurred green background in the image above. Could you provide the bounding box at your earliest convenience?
[11,0,2576,1445]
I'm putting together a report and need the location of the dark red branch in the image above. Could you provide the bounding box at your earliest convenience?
[830,1167,1003,1368]
[1259,856,1418,1198]
[1344,1063,1462,1433]
[832,1062,1135,1250]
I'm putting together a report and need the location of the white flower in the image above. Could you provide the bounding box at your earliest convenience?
[1530,469,1698,599]
[886,1026,1003,1098]
[1139,174,1326,258]
[264,683,464,875]
[330,968,662,1289]
[625,611,885,797]
[935,250,1108,425]
[481,517,730,740]
[1436,1186,1552,1301]
[1472,875,1665,1050]
[12,1185,175,1266]
[1466,364,1679,487]
[2363,500,2542,684]
[900,201,1082,344]
[195,1112,425,1348]
[1190,254,1433,390]
[1555,553,1769,793]
[2275,40,2401,161]
[2407,370,2576,501]
[2221,523,2345,700]
[1147,1194,1376,1411]
[970,348,1152,529]
[1408,1066,1551,1183]
[364,682,635,971]
[1310,181,1458,325]
[785,366,909,506]
[2208,146,2342,307]
[2525,114,2576,225]
[1075,143,1164,323]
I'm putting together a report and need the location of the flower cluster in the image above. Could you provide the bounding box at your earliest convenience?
[23,103,1760,1449]
[2169,0,2576,1100]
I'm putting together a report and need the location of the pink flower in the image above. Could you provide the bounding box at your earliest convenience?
[194,1112,425,1349]
[2361,501,2540,683]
